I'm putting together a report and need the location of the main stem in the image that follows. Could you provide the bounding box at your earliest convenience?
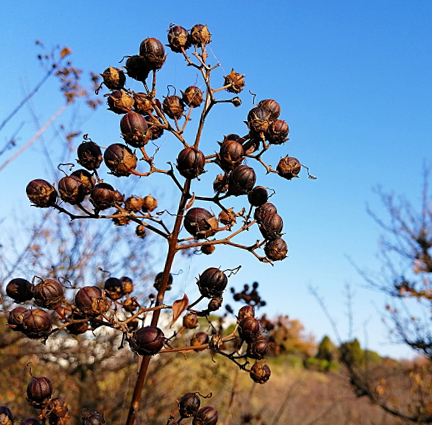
[125,179,191,425]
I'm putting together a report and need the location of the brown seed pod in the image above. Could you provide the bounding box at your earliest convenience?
[208,296,223,312]
[75,286,110,316]
[135,224,147,238]
[259,213,283,240]
[223,69,245,94]
[248,186,268,207]
[120,276,134,295]
[153,272,173,291]
[237,305,255,322]
[124,196,145,212]
[133,92,154,115]
[264,238,288,261]
[7,307,31,332]
[217,139,244,170]
[213,174,229,193]
[26,179,57,208]
[129,326,165,355]
[90,183,122,210]
[184,207,218,239]
[198,268,228,298]
[228,165,256,196]
[22,309,52,339]
[254,202,277,223]
[183,313,199,329]
[71,169,95,195]
[106,90,134,114]
[189,24,212,47]
[47,397,69,419]
[239,316,260,342]
[190,332,209,351]
[247,338,269,360]
[181,86,203,107]
[19,419,41,425]
[58,175,86,205]
[0,406,13,425]
[192,406,218,425]
[104,143,137,177]
[218,208,236,226]
[250,362,271,384]
[277,156,301,180]
[178,393,200,418]
[82,412,106,425]
[201,243,216,255]
[33,279,65,310]
[100,66,125,91]
[6,278,33,303]
[77,141,103,171]
[66,313,88,335]
[120,112,149,148]
[258,99,281,120]
[142,195,158,212]
[266,119,289,145]
[125,55,151,82]
[167,25,191,52]
[104,277,124,300]
[146,116,165,140]
[163,95,185,119]
[177,147,206,179]
[247,106,271,133]
[139,38,166,70]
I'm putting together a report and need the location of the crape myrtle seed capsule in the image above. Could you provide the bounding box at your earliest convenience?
[197,268,228,298]
[178,393,200,418]
[254,202,277,223]
[135,224,147,238]
[218,139,244,170]
[189,24,211,47]
[66,313,88,335]
[0,406,13,425]
[239,316,260,342]
[75,286,110,316]
[237,305,255,323]
[133,92,154,114]
[177,147,206,179]
[183,207,218,239]
[228,165,256,196]
[71,169,95,195]
[139,38,166,70]
[248,186,268,207]
[213,174,229,193]
[223,69,245,94]
[250,362,271,384]
[192,406,218,425]
[167,25,191,52]
[163,95,184,119]
[47,397,69,418]
[183,313,199,329]
[101,66,125,91]
[77,141,102,171]
[257,99,281,120]
[154,272,173,291]
[181,86,203,107]
[125,56,151,82]
[6,278,33,303]
[208,296,223,312]
[33,278,65,310]
[90,183,120,211]
[19,419,41,425]
[120,276,134,295]
[27,377,53,407]
[259,213,283,241]
[266,119,289,145]
[129,326,165,355]
[124,196,145,212]
[264,238,288,261]
[26,179,57,208]
[190,332,209,351]
[106,90,134,114]
[82,412,106,425]
[201,243,216,255]
[22,309,52,339]
[58,175,86,205]
[104,277,124,300]
[7,307,31,331]
[277,156,301,180]
[104,143,137,177]
[247,106,271,133]
[120,112,149,148]
[247,338,269,360]
[142,195,158,212]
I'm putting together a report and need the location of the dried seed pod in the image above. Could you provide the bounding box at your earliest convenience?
[178,393,200,418]
[217,139,244,170]
[189,24,211,47]
[139,38,166,70]
[258,99,281,120]
[266,119,289,145]
[228,165,256,196]
[77,141,102,171]
[259,213,283,240]
[104,143,137,177]
[8,307,31,332]
[183,313,199,329]
[82,412,105,425]
[218,208,236,226]
[106,90,134,114]
[264,238,288,261]
[124,196,145,212]
[198,268,228,298]
[58,175,86,205]
[163,95,185,119]
[154,272,173,291]
[239,316,260,342]
[19,419,41,425]
[250,362,271,384]
[27,377,53,407]
[112,212,131,227]
[141,194,158,212]
[120,276,134,295]
[0,406,13,425]
[213,174,229,193]
[104,277,124,300]
[247,106,271,133]
[133,92,154,114]
[190,332,209,351]
[100,66,125,91]
[248,186,268,207]
[201,243,215,255]
[177,147,206,179]
[47,397,69,419]
[254,202,277,223]
[208,296,223,312]
[247,338,269,360]
[181,86,203,107]
[237,305,255,322]
[277,156,301,180]
[90,183,122,211]
[66,313,88,335]
[22,309,52,339]
[167,25,191,52]
[75,286,110,316]
[146,116,164,140]
[122,296,139,313]
[135,224,147,238]
[129,326,165,355]
[120,112,149,148]
[223,69,245,94]
[125,55,151,82]
[192,406,218,425]
[71,169,95,195]
[184,207,218,239]
[6,278,33,303]
[33,279,65,310]
[26,179,57,208]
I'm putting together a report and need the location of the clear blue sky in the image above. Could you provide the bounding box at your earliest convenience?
[1,1,431,358]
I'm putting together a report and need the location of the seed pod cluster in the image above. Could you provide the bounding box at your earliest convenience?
[177,393,218,425]
[7,308,52,339]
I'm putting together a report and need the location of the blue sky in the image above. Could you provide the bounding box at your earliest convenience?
[1,1,431,358]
